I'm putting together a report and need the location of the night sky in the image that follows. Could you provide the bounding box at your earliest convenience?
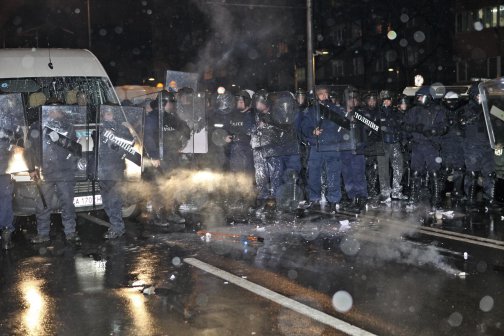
[0,0,305,88]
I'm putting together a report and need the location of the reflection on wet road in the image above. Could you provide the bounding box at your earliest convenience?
[1,205,504,335]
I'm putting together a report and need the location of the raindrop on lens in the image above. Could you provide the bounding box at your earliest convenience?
[317,34,324,42]
[413,31,426,43]
[248,49,259,60]
[30,129,40,139]
[99,29,107,36]
[22,55,35,69]
[114,26,123,34]
[399,38,408,47]
[147,9,152,15]
[74,8,81,14]
[387,30,397,40]
[343,134,350,141]
[448,312,463,327]
[172,256,181,266]
[332,291,353,313]
[479,296,494,312]
[435,157,443,164]
[400,13,409,23]
[474,21,484,31]
[340,237,360,256]
[287,270,298,280]
[476,261,488,273]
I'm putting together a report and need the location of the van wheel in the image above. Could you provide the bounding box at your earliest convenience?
[122,203,139,218]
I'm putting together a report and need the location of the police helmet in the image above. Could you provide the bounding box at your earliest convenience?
[442,91,461,111]
[414,86,433,106]
[379,90,393,100]
[235,90,252,107]
[397,95,411,110]
[151,90,176,109]
[216,91,235,113]
[253,89,269,106]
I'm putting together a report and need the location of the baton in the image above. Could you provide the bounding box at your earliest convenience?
[35,180,48,209]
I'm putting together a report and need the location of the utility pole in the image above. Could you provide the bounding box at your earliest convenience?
[87,0,92,49]
[306,0,314,91]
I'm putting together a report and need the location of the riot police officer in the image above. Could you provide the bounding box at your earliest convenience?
[341,88,368,212]
[300,86,345,211]
[403,86,447,209]
[378,90,408,201]
[143,90,190,226]
[267,91,302,210]
[361,91,382,202]
[0,95,24,249]
[92,106,134,239]
[27,103,81,243]
[460,82,497,208]
[224,90,254,174]
[440,91,466,204]
[246,90,276,211]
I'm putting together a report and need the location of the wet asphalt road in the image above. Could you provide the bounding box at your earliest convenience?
[1,202,504,336]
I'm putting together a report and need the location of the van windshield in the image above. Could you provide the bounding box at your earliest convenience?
[0,76,118,109]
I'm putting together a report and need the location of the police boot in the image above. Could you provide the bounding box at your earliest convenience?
[1,228,14,250]
[406,171,420,209]
[439,168,450,197]
[452,168,465,200]
[430,172,442,210]
[465,171,480,211]
[149,208,169,227]
[166,205,186,224]
[483,172,502,210]
[347,197,364,213]
[366,162,380,201]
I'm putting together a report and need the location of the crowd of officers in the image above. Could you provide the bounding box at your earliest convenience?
[208,82,499,216]
[0,81,499,249]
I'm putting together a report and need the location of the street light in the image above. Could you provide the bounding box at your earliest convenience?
[312,50,329,86]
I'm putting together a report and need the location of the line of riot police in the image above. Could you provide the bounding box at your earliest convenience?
[204,81,502,216]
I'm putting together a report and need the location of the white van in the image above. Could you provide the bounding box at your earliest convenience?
[0,48,140,217]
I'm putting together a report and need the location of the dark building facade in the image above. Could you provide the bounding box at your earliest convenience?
[454,0,504,82]
[310,0,456,91]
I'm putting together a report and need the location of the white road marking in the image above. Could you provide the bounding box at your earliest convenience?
[184,258,377,336]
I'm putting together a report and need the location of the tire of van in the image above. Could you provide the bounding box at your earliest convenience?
[122,203,140,218]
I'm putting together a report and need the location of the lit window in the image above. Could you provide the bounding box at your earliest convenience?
[499,5,504,26]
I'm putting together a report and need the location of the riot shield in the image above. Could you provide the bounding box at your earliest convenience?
[269,91,298,126]
[35,105,86,181]
[94,105,144,181]
[313,85,363,152]
[178,92,208,154]
[0,93,27,174]
[38,105,87,182]
[480,79,504,150]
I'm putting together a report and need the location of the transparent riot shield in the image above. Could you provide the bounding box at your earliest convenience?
[266,91,300,156]
[312,85,362,152]
[38,105,87,182]
[94,105,144,181]
[178,92,208,154]
[481,79,504,151]
[269,91,298,126]
[0,93,27,174]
